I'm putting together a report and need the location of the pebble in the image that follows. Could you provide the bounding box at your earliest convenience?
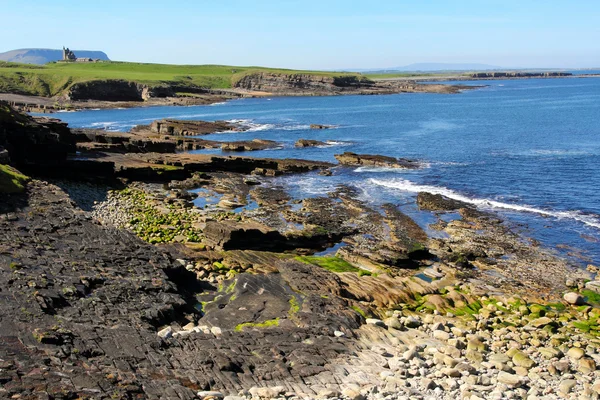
[404,316,421,328]
[384,317,402,330]
[578,357,597,373]
[157,326,172,339]
[366,318,386,327]
[403,347,420,361]
[248,386,285,399]
[197,391,224,399]
[496,371,524,388]
[559,379,577,394]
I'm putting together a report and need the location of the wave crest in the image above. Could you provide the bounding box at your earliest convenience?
[370,178,600,229]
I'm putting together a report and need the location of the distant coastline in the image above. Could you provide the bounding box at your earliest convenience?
[0,60,594,113]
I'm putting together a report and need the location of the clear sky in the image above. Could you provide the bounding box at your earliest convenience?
[1,0,599,69]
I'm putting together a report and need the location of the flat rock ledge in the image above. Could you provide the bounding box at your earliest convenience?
[335,152,421,169]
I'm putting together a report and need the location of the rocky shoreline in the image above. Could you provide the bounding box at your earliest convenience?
[2,102,600,399]
[1,68,594,114]
[0,74,474,113]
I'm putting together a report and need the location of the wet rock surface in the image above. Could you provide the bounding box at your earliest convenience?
[417,192,470,212]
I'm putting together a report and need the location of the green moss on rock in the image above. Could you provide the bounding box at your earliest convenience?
[234,318,280,332]
[0,164,29,193]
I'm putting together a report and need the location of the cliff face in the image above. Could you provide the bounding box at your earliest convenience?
[233,72,375,94]
[67,80,179,101]
[0,102,74,167]
[232,72,465,95]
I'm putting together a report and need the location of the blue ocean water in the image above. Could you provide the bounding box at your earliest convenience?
[47,76,600,266]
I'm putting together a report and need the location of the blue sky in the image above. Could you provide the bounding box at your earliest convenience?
[1,0,599,69]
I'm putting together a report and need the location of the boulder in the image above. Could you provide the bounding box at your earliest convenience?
[563,292,585,305]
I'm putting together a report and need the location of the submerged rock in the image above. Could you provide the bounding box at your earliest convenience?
[310,124,334,129]
[295,139,327,147]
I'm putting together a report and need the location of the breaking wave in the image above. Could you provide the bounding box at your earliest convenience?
[370,178,600,229]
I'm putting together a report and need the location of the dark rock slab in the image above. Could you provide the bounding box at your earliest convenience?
[221,139,281,152]
[335,152,420,169]
[417,192,470,212]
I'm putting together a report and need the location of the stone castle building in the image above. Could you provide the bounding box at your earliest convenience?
[61,47,95,63]
[62,47,76,61]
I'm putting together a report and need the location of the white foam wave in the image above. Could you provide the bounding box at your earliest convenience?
[496,149,592,157]
[318,140,352,148]
[226,119,337,133]
[246,123,276,132]
[354,166,422,173]
[280,124,312,131]
[286,177,338,196]
[90,121,116,126]
[370,178,600,229]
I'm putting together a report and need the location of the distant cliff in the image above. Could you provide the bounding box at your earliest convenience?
[0,48,110,64]
[233,72,376,95]
[469,71,571,78]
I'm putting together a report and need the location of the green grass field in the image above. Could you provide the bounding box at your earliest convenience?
[0,60,362,97]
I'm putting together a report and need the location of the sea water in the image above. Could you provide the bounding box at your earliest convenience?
[46,76,600,266]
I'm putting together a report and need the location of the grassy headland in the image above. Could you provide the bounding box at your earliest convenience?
[0,60,361,97]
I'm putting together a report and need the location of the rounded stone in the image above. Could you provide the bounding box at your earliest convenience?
[567,347,585,360]
[563,292,585,305]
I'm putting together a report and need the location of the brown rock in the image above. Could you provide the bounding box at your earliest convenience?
[150,119,242,136]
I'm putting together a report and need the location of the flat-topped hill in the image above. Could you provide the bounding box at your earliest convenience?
[0,48,110,64]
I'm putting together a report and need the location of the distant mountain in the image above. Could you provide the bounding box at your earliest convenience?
[0,48,110,64]
[353,63,503,73]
